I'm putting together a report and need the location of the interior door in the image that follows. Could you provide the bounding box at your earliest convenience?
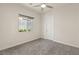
[43,12,54,40]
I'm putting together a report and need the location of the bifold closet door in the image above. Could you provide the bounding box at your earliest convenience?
[42,12,54,40]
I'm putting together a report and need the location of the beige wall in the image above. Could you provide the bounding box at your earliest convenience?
[0,4,41,50]
[42,5,79,48]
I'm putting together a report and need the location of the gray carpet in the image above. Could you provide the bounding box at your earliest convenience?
[0,38,79,55]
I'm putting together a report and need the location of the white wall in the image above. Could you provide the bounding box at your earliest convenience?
[0,4,41,50]
[42,5,79,48]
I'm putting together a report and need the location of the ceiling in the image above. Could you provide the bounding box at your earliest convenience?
[21,3,79,14]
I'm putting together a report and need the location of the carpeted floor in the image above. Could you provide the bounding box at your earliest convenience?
[0,38,79,55]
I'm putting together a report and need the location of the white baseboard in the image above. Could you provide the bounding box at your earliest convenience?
[43,38,79,48]
[53,39,79,48]
[0,38,40,51]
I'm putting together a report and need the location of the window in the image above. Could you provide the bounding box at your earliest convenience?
[18,14,33,32]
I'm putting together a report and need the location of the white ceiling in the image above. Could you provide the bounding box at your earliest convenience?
[21,3,79,14]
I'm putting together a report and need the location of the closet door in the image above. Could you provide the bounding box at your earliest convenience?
[43,12,54,40]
